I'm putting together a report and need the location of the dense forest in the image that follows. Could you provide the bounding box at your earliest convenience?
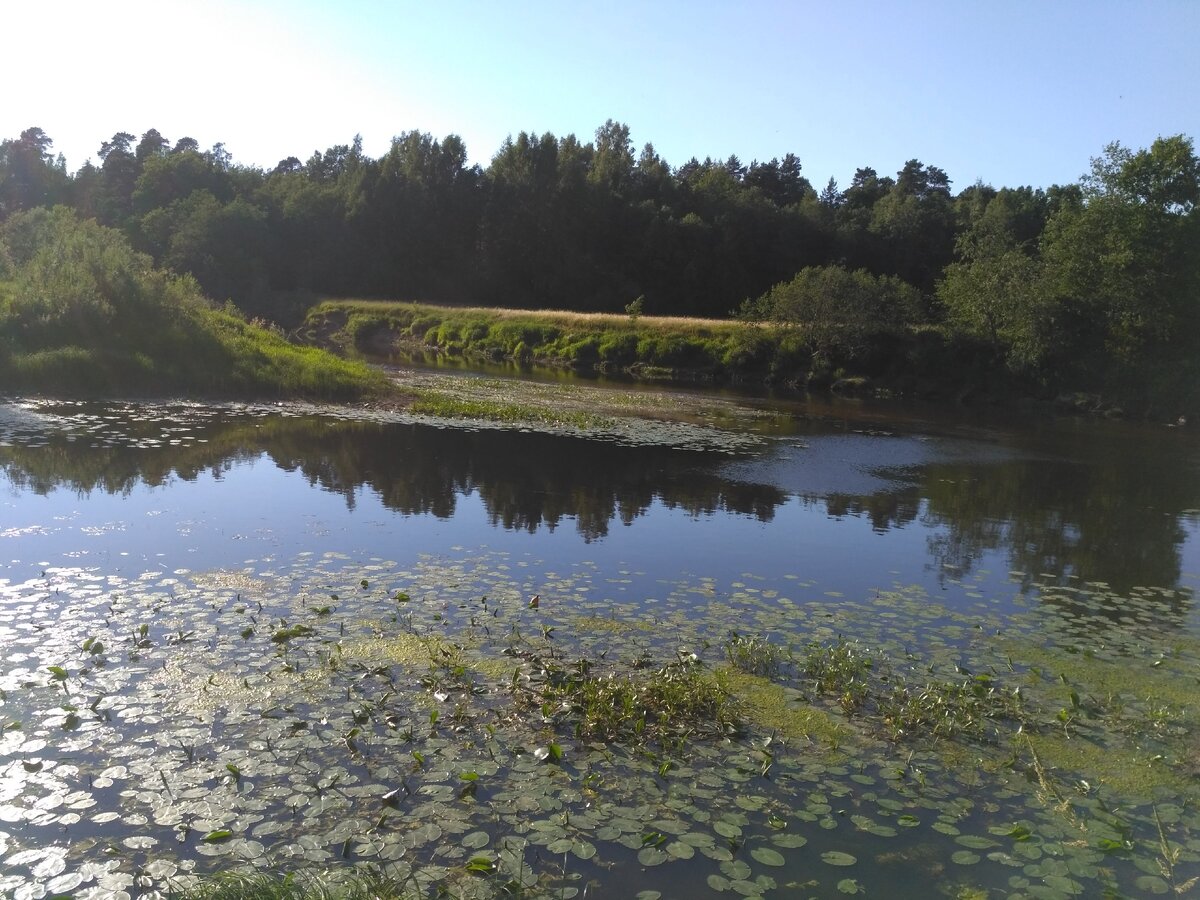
[1,122,1197,413]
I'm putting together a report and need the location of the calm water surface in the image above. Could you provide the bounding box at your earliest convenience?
[4,393,1197,604]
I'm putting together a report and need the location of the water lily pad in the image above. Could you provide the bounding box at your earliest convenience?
[821,851,857,866]
[707,874,731,892]
[771,833,808,849]
[714,820,742,839]
[461,831,490,850]
[750,847,785,867]
[720,860,752,881]
[667,841,695,860]
[571,840,597,860]
[637,846,669,867]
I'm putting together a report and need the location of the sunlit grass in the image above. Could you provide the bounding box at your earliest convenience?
[301,299,803,380]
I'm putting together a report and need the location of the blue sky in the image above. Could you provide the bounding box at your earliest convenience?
[8,0,1198,190]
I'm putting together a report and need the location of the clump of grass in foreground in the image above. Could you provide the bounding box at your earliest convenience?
[173,870,380,899]
[724,632,789,676]
[512,653,740,745]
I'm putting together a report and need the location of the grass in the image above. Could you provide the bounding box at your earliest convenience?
[299,299,808,383]
[0,305,387,400]
[300,298,1014,402]
[511,652,740,745]
[723,671,846,747]
[723,633,789,676]
[0,208,387,401]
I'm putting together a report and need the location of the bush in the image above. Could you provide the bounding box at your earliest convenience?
[743,265,923,364]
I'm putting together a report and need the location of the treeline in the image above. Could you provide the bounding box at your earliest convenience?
[1,123,1197,412]
[0,121,1034,316]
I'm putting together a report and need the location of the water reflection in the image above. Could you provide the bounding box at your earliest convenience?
[919,434,1198,594]
[1,401,1197,594]
[0,409,787,542]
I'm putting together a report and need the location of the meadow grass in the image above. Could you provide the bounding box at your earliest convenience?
[300,299,809,383]
[0,300,387,400]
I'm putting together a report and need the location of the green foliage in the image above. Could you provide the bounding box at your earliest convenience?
[937,134,1200,411]
[176,869,407,900]
[724,633,787,676]
[306,301,776,380]
[3,120,1197,414]
[0,208,384,398]
[937,240,1049,374]
[515,653,739,745]
[743,265,923,363]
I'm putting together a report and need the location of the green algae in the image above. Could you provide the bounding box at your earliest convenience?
[1024,731,1200,801]
[723,671,847,748]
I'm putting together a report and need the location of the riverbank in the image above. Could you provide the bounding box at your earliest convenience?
[296,299,1039,407]
[301,300,1200,421]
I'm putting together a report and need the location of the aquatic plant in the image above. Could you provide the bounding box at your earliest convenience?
[723,632,788,676]
[511,651,739,745]
[1,540,1198,897]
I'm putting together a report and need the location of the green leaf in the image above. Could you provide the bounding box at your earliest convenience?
[707,874,731,892]
[714,820,742,839]
[465,856,495,874]
[955,834,998,849]
[571,840,597,860]
[750,846,785,867]
[637,846,669,866]
[461,831,490,850]
[821,851,857,866]
[202,830,233,843]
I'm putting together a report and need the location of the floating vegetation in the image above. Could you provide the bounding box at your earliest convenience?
[509,651,740,745]
[0,545,1198,898]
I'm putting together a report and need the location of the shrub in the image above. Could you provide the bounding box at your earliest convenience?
[743,265,923,364]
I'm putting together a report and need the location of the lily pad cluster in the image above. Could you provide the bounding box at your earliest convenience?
[0,545,1198,898]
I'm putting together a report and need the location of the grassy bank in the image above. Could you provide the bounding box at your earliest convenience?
[0,301,389,399]
[0,208,387,400]
[299,299,811,383]
[298,299,1011,403]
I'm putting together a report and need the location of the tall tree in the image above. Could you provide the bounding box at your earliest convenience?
[0,127,68,218]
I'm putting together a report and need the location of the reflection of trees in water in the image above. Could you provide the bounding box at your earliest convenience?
[264,423,788,541]
[824,490,922,533]
[0,414,786,541]
[2,409,1195,593]
[920,456,1192,597]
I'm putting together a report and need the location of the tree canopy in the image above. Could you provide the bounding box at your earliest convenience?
[1,122,1195,412]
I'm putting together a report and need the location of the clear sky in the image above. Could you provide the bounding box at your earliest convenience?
[6,0,1198,191]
